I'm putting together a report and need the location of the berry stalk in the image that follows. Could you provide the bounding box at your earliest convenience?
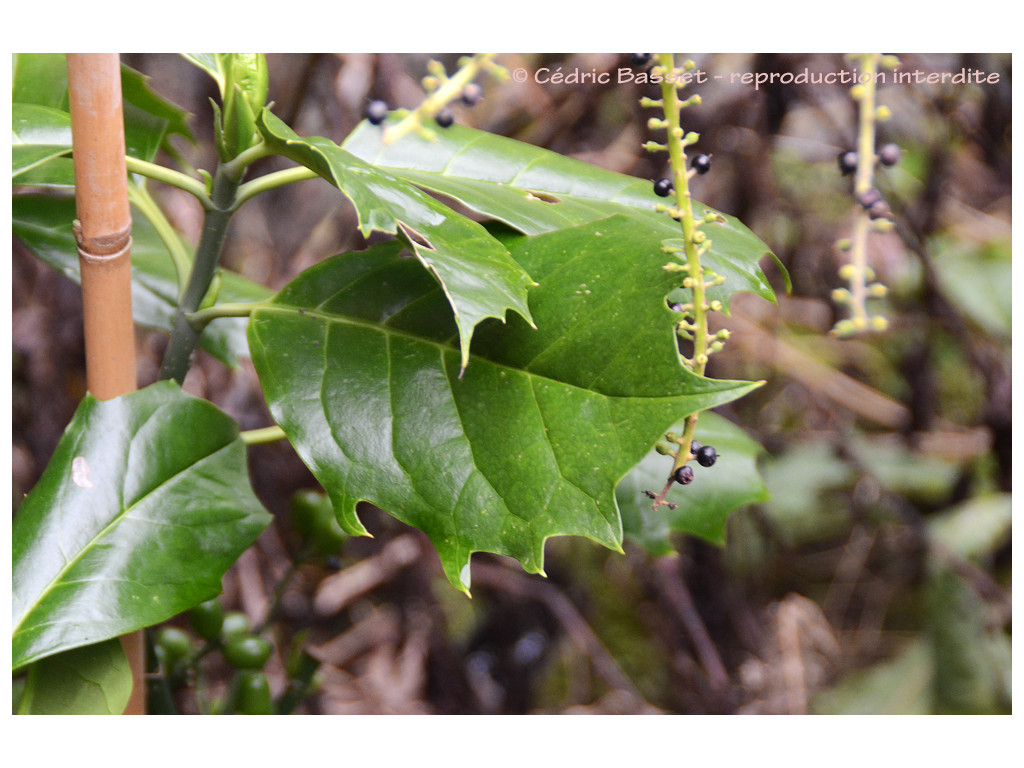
[650,53,713,506]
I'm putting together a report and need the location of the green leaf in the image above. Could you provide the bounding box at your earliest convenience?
[12,193,270,367]
[343,118,784,310]
[119,63,194,147]
[257,109,535,371]
[181,53,227,93]
[12,104,73,178]
[12,53,70,110]
[617,412,771,553]
[812,639,933,714]
[12,56,192,178]
[12,381,271,669]
[17,639,132,715]
[930,236,1011,338]
[927,562,1012,714]
[926,493,1012,562]
[249,216,761,592]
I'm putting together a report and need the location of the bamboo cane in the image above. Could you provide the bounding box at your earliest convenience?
[67,53,144,715]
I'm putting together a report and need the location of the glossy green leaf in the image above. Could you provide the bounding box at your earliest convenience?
[12,54,192,173]
[617,412,771,553]
[17,638,132,715]
[12,381,271,669]
[12,53,70,110]
[12,194,270,367]
[119,63,194,146]
[182,53,227,92]
[249,216,761,592]
[12,104,73,178]
[344,117,785,310]
[257,109,535,371]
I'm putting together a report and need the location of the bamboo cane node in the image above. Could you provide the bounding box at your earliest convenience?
[74,220,132,260]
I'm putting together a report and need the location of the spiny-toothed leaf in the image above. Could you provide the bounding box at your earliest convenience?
[256,108,535,371]
[343,118,788,310]
[248,215,762,592]
[12,382,271,669]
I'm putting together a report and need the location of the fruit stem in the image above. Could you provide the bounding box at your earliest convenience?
[657,53,709,490]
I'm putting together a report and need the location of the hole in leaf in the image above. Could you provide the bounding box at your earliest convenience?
[524,190,562,204]
[397,222,435,251]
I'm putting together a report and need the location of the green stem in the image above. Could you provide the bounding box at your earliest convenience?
[125,155,211,206]
[240,425,288,445]
[658,53,708,474]
[186,301,259,328]
[127,183,192,299]
[221,140,275,184]
[158,162,244,383]
[848,53,881,330]
[235,166,318,208]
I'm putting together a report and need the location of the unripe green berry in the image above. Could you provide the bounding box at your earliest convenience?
[188,598,225,642]
[223,635,274,670]
[155,627,192,669]
[234,670,273,715]
[221,611,250,641]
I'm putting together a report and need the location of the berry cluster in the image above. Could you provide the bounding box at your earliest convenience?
[831,53,902,338]
[368,54,505,145]
[670,441,719,486]
[365,80,481,131]
[643,433,721,508]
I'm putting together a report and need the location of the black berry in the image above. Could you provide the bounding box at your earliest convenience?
[653,178,674,197]
[628,54,652,67]
[855,186,882,210]
[435,108,454,128]
[868,200,893,221]
[838,150,858,175]
[878,143,901,167]
[691,154,712,175]
[695,444,718,467]
[461,83,483,106]
[674,465,695,485]
[365,100,389,125]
